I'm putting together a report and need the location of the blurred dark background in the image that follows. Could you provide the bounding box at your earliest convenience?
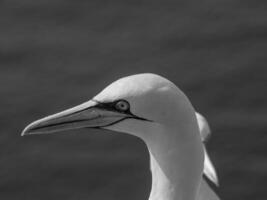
[0,0,267,199]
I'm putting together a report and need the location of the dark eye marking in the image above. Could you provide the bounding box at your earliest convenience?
[92,99,131,114]
[92,99,153,122]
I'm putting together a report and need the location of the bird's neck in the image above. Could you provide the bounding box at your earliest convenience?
[146,127,204,200]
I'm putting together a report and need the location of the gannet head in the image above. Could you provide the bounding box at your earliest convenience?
[22,73,205,200]
[22,73,197,142]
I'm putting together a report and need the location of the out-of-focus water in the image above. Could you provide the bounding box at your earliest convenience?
[0,0,267,199]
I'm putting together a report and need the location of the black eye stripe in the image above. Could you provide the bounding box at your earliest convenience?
[93,99,131,113]
[91,99,153,123]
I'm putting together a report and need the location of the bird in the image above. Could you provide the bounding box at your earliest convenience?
[22,73,220,200]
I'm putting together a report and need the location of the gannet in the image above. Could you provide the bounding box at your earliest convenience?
[22,73,220,200]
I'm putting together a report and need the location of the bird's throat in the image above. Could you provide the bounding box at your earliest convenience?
[149,152,176,200]
[147,132,204,200]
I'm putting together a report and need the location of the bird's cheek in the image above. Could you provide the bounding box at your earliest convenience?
[104,119,144,138]
[105,119,160,141]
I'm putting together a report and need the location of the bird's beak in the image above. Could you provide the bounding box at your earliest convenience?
[21,100,130,136]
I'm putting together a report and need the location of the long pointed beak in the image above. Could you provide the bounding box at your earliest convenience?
[22,100,129,136]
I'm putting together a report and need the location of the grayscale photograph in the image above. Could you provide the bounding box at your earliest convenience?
[0,1,266,200]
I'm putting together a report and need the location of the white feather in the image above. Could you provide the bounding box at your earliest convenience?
[196,112,219,186]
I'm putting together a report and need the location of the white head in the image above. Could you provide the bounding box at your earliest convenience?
[22,73,204,200]
[22,73,199,143]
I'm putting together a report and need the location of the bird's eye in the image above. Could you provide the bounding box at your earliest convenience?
[115,100,130,112]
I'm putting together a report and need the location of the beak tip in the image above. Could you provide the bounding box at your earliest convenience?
[21,122,35,136]
[21,127,30,136]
